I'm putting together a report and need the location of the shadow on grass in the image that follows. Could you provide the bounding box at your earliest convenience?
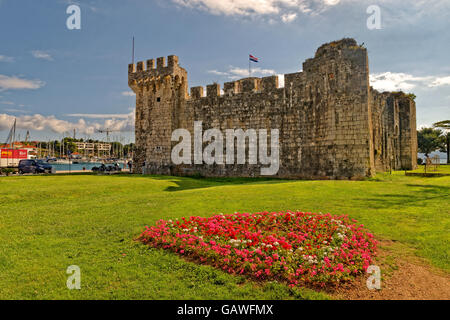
[99,173,293,192]
[6,172,296,192]
[354,184,450,209]
[150,175,292,192]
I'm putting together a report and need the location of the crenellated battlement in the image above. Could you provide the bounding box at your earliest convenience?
[128,55,182,76]
[128,55,187,94]
[187,75,282,100]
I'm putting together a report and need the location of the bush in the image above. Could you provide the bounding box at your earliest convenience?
[1,168,15,176]
[418,158,423,165]
[138,211,377,288]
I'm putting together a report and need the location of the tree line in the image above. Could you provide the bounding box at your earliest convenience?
[418,120,450,164]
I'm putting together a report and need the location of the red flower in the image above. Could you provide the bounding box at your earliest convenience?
[138,211,377,287]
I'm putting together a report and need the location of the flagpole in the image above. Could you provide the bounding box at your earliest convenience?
[249,56,251,78]
[12,119,16,167]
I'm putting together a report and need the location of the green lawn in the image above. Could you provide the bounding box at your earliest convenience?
[0,172,448,299]
[409,164,450,174]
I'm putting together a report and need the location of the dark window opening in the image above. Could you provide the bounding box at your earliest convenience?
[156,97,161,102]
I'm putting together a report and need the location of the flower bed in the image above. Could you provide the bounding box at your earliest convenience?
[138,211,377,287]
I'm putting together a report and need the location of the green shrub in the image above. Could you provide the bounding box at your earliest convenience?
[1,168,15,176]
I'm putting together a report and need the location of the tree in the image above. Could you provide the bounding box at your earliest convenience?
[123,143,135,158]
[417,127,443,157]
[406,93,416,101]
[67,142,77,154]
[433,120,450,164]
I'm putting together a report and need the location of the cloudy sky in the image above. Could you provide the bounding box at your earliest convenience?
[0,0,449,142]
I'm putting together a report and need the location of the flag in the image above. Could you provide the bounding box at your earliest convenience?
[249,54,259,63]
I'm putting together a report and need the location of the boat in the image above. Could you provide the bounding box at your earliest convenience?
[54,159,71,165]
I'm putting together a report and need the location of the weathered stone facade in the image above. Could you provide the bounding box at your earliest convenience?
[129,38,417,179]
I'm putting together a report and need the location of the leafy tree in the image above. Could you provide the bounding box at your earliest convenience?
[406,93,416,101]
[123,143,135,158]
[417,127,443,157]
[67,142,77,154]
[433,120,450,164]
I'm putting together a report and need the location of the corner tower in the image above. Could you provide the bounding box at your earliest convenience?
[129,55,188,173]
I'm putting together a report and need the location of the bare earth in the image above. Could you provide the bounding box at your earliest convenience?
[332,241,450,300]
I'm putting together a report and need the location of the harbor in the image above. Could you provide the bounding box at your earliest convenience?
[51,162,128,172]
[1,119,134,175]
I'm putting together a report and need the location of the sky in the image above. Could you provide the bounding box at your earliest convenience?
[0,0,449,143]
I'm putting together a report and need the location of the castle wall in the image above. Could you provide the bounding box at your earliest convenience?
[370,89,418,172]
[129,38,418,179]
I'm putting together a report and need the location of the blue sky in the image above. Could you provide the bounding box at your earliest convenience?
[0,0,449,143]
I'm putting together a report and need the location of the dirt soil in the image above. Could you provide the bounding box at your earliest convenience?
[331,241,450,300]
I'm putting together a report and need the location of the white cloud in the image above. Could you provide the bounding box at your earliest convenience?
[0,75,45,91]
[121,91,136,97]
[370,72,424,92]
[281,12,297,23]
[324,0,340,4]
[208,70,229,76]
[0,55,14,63]
[370,72,450,92]
[0,111,135,134]
[209,66,277,79]
[429,76,450,87]
[171,0,340,22]
[379,0,450,27]
[66,113,131,119]
[31,50,54,61]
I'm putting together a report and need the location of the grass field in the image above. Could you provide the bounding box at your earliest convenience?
[0,171,449,299]
[409,164,450,174]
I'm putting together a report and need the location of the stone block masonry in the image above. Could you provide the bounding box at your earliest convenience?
[128,38,417,179]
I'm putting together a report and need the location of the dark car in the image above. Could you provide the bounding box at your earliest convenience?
[18,159,52,174]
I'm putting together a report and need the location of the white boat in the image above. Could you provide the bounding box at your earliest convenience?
[55,159,71,164]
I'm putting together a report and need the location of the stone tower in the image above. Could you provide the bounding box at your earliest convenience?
[128,55,188,173]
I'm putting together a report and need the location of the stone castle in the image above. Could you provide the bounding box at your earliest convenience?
[128,38,417,179]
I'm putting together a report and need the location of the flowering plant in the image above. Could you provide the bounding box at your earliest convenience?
[138,211,377,287]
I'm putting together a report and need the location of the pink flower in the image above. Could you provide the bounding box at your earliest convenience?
[138,210,377,287]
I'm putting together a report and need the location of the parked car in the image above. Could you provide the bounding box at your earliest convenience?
[92,163,122,173]
[18,159,52,174]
